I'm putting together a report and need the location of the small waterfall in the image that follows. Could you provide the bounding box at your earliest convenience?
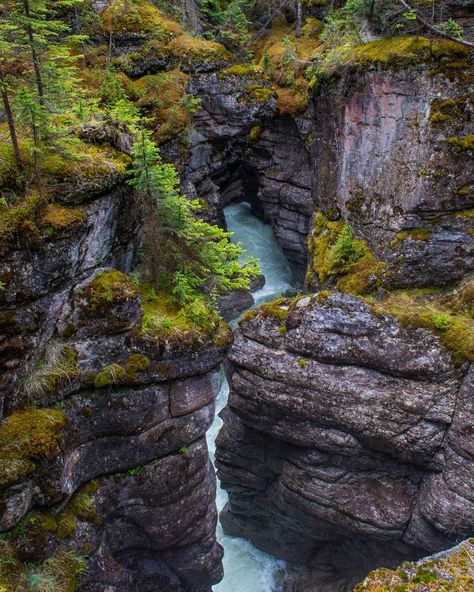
[207,202,295,592]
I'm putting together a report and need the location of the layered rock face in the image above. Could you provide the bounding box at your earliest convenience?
[185,72,314,280]
[309,60,473,289]
[217,293,473,589]
[216,54,474,590]
[0,169,226,590]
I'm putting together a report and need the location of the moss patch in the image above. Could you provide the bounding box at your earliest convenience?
[239,84,274,106]
[102,0,182,38]
[429,97,472,126]
[38,204,85,235]
[219,64,262,78]
[241,296,303,329]
[390,228,432,250]
[0,193,43,252]
[368,278,474,364]
[356,540,474,591]
[306,211,381,291]
[80,270,139,311]
[140,284,223,346]
[93,364,127,388]
[124,354,150,379]
[0,408,66,489]
[0,541,87,592]
[447,134,474,151]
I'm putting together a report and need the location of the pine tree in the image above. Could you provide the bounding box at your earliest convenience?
[127,127,259,308]
[0,6,22,170]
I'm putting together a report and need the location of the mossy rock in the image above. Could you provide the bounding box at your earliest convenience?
[94,364,127,388]
[0,539,87,591]
[239,84,274,106]
[447,134,474,151]
[316,36,473,82]
[306,211,382,294]
[125,354,150,379]
[367,278,474,364]
[0,408,66,489]
[102,0,182,39]
[356,540,474,591]
[80,270,140,312]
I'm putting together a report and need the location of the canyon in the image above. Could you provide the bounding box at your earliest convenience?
[0,2,473,592]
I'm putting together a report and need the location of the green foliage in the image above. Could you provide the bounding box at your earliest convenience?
[0,0,87,186]
[181,93,202,114]
[0,407,66,488]
[94,363,127,388]
[80,270,139,311]
[127,125,259,312]
[23,341,78,400]
[0,541,87,592]
[438,18,464,41]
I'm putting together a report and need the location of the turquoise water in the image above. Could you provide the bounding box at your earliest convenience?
[208,202,295,592]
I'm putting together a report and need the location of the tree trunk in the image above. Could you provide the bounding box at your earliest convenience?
[295,0,303,38]
[183,0,202,36]
[0,75,22,170]
[22,0,45,103]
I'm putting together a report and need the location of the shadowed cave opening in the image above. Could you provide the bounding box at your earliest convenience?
[209,157,306,286]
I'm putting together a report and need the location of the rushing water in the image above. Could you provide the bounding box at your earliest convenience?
[207,202,295,592]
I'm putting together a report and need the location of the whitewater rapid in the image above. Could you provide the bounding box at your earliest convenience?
[207,202,294,592]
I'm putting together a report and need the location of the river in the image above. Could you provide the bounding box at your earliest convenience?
[207,202,295,592]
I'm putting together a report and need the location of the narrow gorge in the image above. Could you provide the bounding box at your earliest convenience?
[0,1,473,591]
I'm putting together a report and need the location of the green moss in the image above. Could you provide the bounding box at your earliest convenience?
[390,228,432,249]
[125,354,150,379]
[38,204,85,237]
[0,193,43,252]
[94,364,127,388]
[0,541,87,591]
[239,84,274,106]
[102,0,182,39]
[298,359,307,368]
[250,124,263,141]
[356,540,474,591]
[447,134,474,150]
[0,408,66,489]
[429,97,472,126]
[81,270,139,311]
[306,211,374,290]
[218,64,261,78]
[56,481,101,540]
[140,284,220,345]
[212,321,234,349]
[368,283,474,364]
[241,296,302,326]
[352,36,470,70]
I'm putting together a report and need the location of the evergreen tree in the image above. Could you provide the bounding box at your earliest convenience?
[127,126,259,308]
[0,6,22,170]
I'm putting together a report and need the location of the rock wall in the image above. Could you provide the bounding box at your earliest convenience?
[185,72,314,281]
[0,166,226,591]
[309,61,473,289]
[217,293,473,589]
[215,55,474,590]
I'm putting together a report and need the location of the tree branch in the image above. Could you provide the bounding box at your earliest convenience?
[397,0,474,48]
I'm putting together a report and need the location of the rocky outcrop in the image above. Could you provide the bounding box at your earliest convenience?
[0,166,226,590]
[309,54,474,290]
[216,293,473,589]
[356,539,474,591]
[185,71,314,281]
